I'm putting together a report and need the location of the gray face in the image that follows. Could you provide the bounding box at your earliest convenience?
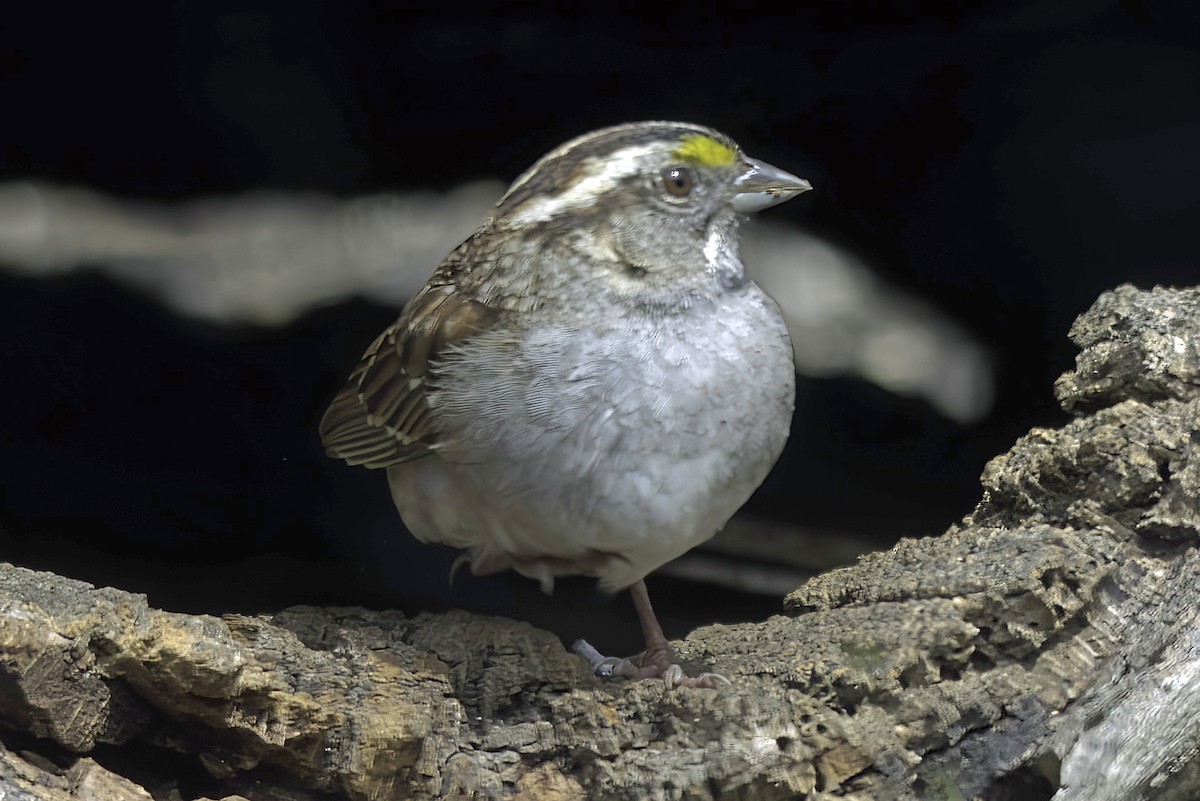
[483,122,809,310]
[607,148,743,279]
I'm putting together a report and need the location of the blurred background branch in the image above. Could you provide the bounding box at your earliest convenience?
[0,179,993,423]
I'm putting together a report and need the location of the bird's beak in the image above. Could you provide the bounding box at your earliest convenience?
[731,158,812,213]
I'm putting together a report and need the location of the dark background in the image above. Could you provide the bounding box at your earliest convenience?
[1,2,1197,653]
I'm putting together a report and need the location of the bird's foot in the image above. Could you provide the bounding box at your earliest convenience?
[572,639,730,689]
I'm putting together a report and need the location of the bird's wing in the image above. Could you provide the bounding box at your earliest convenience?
[319,270,500,469]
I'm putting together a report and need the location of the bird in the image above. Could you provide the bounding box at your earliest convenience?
[320,121,810,687]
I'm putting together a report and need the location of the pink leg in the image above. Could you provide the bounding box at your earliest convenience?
[572,580,729,688]
[626,579,674,672]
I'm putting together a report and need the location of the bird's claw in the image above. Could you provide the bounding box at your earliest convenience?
[572,639,730,688]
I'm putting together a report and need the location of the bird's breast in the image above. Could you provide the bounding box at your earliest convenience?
[438,286,790,494]
[396,283,795,580]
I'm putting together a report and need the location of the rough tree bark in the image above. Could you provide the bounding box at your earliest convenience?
[1,283,1198,801]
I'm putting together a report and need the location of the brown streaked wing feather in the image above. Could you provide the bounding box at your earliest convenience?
[320,284,499,469]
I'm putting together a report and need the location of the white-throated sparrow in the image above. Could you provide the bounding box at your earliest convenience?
[320,122,810,686]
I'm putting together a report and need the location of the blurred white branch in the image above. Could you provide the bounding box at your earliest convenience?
[0,180,992,422]
[745,224,994,424]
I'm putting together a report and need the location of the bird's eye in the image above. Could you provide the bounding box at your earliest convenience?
[661,166,694,198]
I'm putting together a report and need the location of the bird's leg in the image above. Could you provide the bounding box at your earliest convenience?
[572,580,730,688]
[626,579,675,671]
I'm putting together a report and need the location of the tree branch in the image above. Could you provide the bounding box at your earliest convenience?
[2,284,1197,800]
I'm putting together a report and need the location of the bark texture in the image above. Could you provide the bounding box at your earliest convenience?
[1,283,1198,800]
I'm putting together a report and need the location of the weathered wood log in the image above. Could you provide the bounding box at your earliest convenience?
[1,283,1197,800]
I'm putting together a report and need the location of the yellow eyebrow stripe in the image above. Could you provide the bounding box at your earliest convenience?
[672,134,737,167]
